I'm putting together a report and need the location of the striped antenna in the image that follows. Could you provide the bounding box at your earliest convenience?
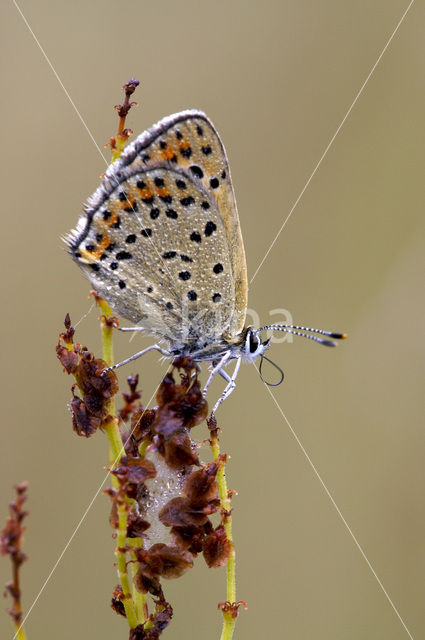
[258,324,347,347]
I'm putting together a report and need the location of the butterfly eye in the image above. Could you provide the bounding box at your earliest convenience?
[249,331,260,354]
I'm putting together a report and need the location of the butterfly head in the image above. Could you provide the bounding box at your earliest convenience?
[240,326,271,362]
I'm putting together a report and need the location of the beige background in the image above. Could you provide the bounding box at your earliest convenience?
[1,1,424,639]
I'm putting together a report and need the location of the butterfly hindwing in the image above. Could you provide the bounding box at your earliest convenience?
[69,166,235,348]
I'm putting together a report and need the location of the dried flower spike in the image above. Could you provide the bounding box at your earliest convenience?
[0,482,29,638]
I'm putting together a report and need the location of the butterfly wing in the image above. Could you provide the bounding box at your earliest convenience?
[66,111,247,348]
[67,166,236,350]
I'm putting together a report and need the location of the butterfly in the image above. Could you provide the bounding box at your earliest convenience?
[66,111,345,413]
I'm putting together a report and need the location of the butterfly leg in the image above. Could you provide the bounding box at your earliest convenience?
[104,344,171,373]
[211,357,242,414]
[202,352,231,401]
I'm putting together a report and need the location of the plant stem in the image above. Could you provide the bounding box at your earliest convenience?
[116,507,138,629]
[98,299,122,466]
[220,614,236,640]
[99,300,114,370]
[97,298,137,628]
[14,624,27,640]
[11,561,27,640]
[210,432,237,640]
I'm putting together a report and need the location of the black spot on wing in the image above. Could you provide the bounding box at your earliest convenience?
[204,221,217,237]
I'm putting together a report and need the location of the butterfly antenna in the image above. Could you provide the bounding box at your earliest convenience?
[258,354,285,386]
[258,324,347,347]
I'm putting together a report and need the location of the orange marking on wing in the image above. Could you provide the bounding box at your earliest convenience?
[179,141,190,152]
[92,235,112,258]
[106,213,119,227]
[161,145,177,160]
[119,198,135,210]
[138,187,154,200]
[156,187,170,198]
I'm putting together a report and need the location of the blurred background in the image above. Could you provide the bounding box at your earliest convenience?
[1,1,424,638]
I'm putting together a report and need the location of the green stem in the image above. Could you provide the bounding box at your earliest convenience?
[105,420,124,468]
[116,507,138,628]
[14,623,27,640]
[220,614,236,640]
[128,538,147,624]
[210,434,237,640]
[97,297,137,628]
[98,299,123,468]
[111,135,128,163]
